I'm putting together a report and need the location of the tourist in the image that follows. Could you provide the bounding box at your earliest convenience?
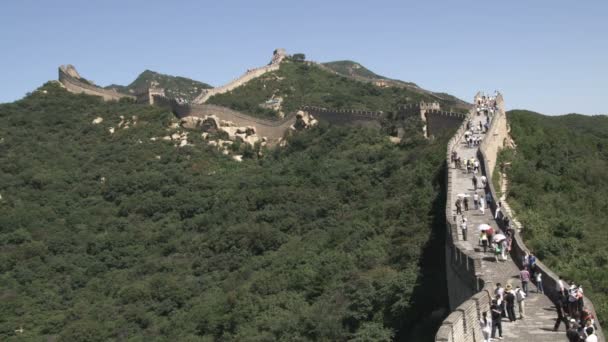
[464,197,469,211]
[480,311,492,342]
[522,251,530,269]
[585,327,597,342]
[554,298,570,331]
[472,175,478,190]
[567,322,581,342]
[529,252,537,270]
[480,175,487,189]
[473,192,479,209]
[520,267,530,294]
[455,198,463,215]
[461,217,468,241]
[500,239,508,261]
[557,276,568,299]
[480,230,489,253]
[494,242,502,262]
[569,284,580,316]
[474,159,480,173]
[515,285,526,319]
[535,271,544,294]
[485,191,493,207]
[480,195,486,215]
[490,299,503,340]
[505,284,516,322]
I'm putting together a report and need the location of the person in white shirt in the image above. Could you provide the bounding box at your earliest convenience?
[585,327,597,342]
[479,311,492,342]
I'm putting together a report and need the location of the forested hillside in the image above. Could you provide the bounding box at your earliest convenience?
[0,82,449,341]
[499,110,608,320]
[207,61,467,119]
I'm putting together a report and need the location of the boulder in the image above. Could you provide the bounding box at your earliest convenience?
[109,127,115,134]
[92,117,103,124]
[220,120,236,127]
[232,155,243,162]
[162,136,172,141]
[201,132,209,140]
[219,126,240,140]
[180,116,202,129]
[201,115,220,132]
[389,136,401,144]
[243,135,260,147]
[179,139,189,147]
[208,140,218,147]
[171,133,181,141]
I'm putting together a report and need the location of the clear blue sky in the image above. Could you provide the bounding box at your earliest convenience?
[1,0,606,115]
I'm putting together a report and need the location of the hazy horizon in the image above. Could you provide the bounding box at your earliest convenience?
[1,0,606,115]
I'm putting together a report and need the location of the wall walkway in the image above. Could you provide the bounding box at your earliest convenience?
[435,93,604,342]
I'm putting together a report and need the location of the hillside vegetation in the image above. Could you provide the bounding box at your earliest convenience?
[499,110,608,320]
[207,61,467,120]
[106,70,212,101]
[0,82,449,341]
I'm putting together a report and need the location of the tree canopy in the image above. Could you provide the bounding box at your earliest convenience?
[0,83,449,341]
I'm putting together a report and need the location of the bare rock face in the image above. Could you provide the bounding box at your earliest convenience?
[92,117,103,124]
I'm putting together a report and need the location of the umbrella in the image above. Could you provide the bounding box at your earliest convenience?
[478,224,491,231]
[493,233,506,242]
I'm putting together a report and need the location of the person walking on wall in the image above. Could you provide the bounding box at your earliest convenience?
[505,284,516,322]
[455,198,462,215]
[461,217,468,241]
[480,311,492,342]
[520,267,530,294]
[472,175,478,190]
[490,299,503,339]
[473,192,479,209]
[554,297,571,331]
[480,231,489,253]
[535,271,544,294]
[464,197,469,211]
[515,285,526,319]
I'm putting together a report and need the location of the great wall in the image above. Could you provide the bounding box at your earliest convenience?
[56,53,605,341]
[436,92,604,342]
[57,51,467,141]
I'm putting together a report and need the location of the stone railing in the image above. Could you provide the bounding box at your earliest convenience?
[477,110,604,341]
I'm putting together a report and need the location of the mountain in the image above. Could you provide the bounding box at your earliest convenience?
[321,60,467,107]
[206,60,469,120]
[322,60,391,81]
[0,82,448,341]
[105,70,212,102]
[499,110,608,321]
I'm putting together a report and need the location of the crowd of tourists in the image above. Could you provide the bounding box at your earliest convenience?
[451,99,599,342]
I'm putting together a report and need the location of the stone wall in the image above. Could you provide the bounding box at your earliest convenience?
[58,65,136,102]
[301,106,384,128]
[154,96,297,140]
[436,105,492,341]
[193,63,281,104]
[395,103,466,138]
[193,49,287,104]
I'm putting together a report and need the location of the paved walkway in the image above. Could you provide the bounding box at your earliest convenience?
[450,113,567,341]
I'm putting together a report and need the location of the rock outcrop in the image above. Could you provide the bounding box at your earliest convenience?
[291,110,318,131]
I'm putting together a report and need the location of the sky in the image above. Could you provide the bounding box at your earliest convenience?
[1,0,606,115]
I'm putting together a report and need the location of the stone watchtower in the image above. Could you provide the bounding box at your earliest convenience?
[271,48,288,65]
